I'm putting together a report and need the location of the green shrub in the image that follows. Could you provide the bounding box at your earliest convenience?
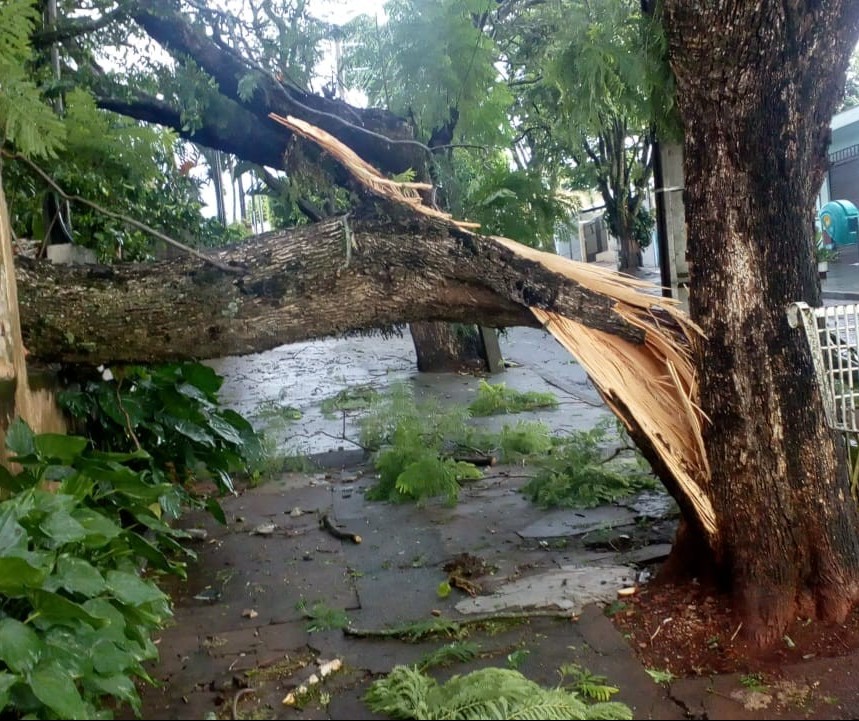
[58,362,266,497]
[0,419,179,718]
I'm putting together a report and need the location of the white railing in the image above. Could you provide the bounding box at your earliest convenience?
[787,301,859,495]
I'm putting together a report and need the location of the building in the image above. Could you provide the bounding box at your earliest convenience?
[819,105,859,210]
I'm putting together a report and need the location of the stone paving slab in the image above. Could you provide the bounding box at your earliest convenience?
[517,505,638,539]
[453,564,637,615]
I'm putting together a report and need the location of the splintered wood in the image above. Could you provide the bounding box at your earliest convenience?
[271,113,717,541]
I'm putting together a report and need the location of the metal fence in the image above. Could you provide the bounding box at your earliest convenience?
[788,301,859,495]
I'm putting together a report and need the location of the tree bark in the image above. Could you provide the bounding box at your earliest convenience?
[16,216,646,366]
[664,0,859,646]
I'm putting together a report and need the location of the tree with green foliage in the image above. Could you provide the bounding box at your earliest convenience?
[493,0,671,270]
[837,43,859,112]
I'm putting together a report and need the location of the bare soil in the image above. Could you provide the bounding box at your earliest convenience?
[610,579,859,680]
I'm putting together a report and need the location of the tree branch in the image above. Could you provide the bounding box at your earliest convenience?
[16,216,650,365]
[32,2,136,47]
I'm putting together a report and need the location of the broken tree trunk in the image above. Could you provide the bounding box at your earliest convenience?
[17,216,642,366]
[665,0,859,645]
[0,173,65,457]
[16,208,715,550]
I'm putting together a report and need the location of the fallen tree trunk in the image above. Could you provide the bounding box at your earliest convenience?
[17,211,715,550]
[17,215,644,366]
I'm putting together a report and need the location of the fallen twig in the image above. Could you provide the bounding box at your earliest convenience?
[343,609,578,639]
[320,513,362,544]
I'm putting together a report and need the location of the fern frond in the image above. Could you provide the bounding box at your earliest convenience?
[364,665,436,719]
[0,0,65,157]
[365,665,633,720]
[417,641,480,671]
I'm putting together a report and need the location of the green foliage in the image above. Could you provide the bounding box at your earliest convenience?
[359,383,472,453]
[363,665,633,720]
[360,384,483,504]
[418,642,480,671]
[57,362,266,499]
[644,668,675,685]
[506,648,530,670]
[496,0,671,260]
[382,617,466,643]
[0,420,179,718]
[468,380,558,417]
[296,600,349,633]
[6,90,241,261]
[342,0,512,145]
[435,150,578,250]
[467,420,555,464]
[522,420,657,509]
[0,0,65,158]
[371,451,482,506]
[559,664,620,703]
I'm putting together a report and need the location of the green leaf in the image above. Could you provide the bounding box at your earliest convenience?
[127,531,187,577]
[30,662,91,719]
[5,417,34,456]
[88,672,141,715]
[34,434,88,462]
[80,599,128,644]
[0,554,51,595]
[105,570,167,607]
[181,362,223,396]
[206,414,243,445]
[206,497,226,525]
[40,509,88,545]
[0,504,27,552]
[28,589,106,628]
[0,618,41,673]
[72,508,122,547]
[170,419,215,446]
[50,556,106,597]
[0,671,18,709]
[0,464,30,493]
[90,638,134,675]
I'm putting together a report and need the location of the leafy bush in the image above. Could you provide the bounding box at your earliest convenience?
[523,420,658,509]
[468,380,558,417]
[468,420,555,464]
[58,362,265,499]
[359,384,483,504]
[0,420,180,718]
[364,665,633,720]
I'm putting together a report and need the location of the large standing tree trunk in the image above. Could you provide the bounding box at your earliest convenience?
[664,0,859,645]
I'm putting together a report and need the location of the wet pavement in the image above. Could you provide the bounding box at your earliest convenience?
[128,271,859,720]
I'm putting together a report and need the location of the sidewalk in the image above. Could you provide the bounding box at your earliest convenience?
[127,327,859,720]
[822,257,859,301]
